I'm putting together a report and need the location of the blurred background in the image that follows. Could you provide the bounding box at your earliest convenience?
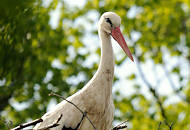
[0,0,190,129]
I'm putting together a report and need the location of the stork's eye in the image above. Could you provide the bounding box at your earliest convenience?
[105,18,113,27]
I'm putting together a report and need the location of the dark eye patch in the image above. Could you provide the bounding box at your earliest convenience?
[105,18,113,27]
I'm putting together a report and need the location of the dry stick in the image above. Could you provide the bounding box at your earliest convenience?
[112,120,128,130]
[11,118,43,130]
[49,92,96,130]
[38,114,63,130]
[113,126,127,130]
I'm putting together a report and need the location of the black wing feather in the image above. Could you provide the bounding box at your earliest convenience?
[62,112,86,130]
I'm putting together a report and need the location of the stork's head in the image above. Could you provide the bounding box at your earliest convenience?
[98,12,134,62]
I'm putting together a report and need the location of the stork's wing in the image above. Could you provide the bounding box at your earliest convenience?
[61,113,85,130]
[33,93,88,130]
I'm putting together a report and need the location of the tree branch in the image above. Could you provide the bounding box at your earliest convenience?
[135,56,168,120]
[11,114,63,130]
[11,118,43,130]
[164,120,174,130]
[158,121,174,130]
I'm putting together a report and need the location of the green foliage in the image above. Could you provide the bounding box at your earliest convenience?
[0,0,189,129]
[0,0,92,128]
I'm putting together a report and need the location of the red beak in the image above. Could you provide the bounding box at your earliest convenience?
[111,26,134,62]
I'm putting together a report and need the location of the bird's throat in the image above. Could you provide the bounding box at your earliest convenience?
[98,30,114,75]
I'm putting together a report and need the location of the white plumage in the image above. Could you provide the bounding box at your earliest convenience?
[34,12,133,130]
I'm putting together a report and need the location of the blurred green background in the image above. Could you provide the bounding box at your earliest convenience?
[0,0,190,129]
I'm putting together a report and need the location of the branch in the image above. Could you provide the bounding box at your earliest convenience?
[11,114,63,130]
[158,121,174,130]
[11,118,43,130]
[135,54,175,129]
[49,92,96,130]
[162,64,177,90]
[135,56,168,120]
[164,120,174,130]
[112,120,128,130]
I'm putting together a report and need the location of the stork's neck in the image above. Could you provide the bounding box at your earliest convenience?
[98,30,114,73]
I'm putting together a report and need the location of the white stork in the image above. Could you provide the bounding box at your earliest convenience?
[34,12,133,130]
